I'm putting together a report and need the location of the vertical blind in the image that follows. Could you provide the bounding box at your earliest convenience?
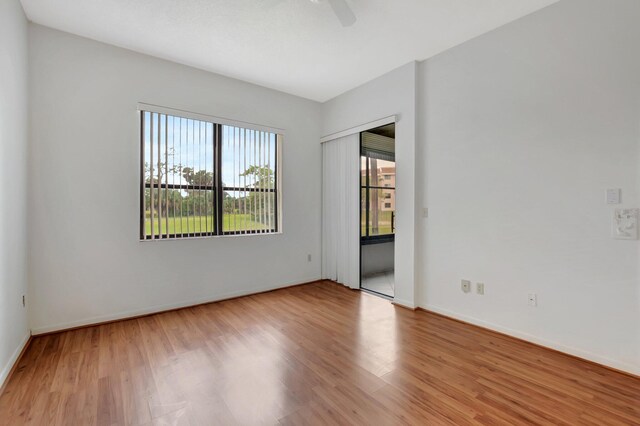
[221,125,278,234]
[321,134,360,289]
[141,110,280,240]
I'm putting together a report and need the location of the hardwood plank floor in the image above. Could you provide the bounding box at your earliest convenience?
[1,281,638,425]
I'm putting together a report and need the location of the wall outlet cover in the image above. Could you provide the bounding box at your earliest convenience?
[461,279,471,293]
[476,283,484,295]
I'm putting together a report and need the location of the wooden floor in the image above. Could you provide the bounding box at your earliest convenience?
[1,282,639,425]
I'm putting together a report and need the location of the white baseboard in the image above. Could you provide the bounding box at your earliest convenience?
[0,332,31,391]
[31,276,321,335]
[422,303,640,377]
[393,298,416,310]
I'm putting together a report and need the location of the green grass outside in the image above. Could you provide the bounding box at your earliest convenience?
[362,224,393,236]
[145,214,270,236]
[361,210,394,236]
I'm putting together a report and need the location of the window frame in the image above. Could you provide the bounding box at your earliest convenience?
[360,142,395,245]
[139,105,282,241]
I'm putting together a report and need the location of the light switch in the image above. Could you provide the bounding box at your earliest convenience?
[606,188,621,204]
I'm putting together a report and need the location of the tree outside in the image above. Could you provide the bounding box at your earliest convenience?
[144,159,274,236]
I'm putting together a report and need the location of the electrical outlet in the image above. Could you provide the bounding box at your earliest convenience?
[461,280,471,293]
[307,254,312,262]
[476,283,484,295]
[528,293,537,307]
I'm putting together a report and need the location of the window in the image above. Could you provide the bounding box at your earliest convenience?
[140,109,280,240]
[360,154,395,241]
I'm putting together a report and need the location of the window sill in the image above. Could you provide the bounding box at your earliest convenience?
[140,231,283,242]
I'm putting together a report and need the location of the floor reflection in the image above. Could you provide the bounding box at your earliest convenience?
[361,270,394,298]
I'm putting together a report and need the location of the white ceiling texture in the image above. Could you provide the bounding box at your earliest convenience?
[21,0,559,101]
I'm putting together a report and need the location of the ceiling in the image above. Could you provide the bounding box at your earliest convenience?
[20,0,559,102]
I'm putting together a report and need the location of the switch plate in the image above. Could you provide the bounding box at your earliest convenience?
[528,293,537,307]
[461,280,471,293]
[606,188,621,204]
[476,283,484,295]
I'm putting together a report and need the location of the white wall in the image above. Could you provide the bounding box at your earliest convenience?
[0,0,30,386]
[361,242,394,276]
[17,0,640,377]
[322,62,417,308]
[28,25,322,334]
[417,0,640,374]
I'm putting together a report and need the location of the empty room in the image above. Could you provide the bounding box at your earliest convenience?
[1,0,639,424]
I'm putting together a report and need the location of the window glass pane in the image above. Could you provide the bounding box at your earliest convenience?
[221,125,277,233]
[221,126,276,189]
[367,188,395,236]
[366,158,395,187]
[223,191,275,233]
[361,152,396,238]
[145,189,215,236]
[142,112,215,239]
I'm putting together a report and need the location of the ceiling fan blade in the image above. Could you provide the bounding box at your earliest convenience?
[327,0,356,27]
